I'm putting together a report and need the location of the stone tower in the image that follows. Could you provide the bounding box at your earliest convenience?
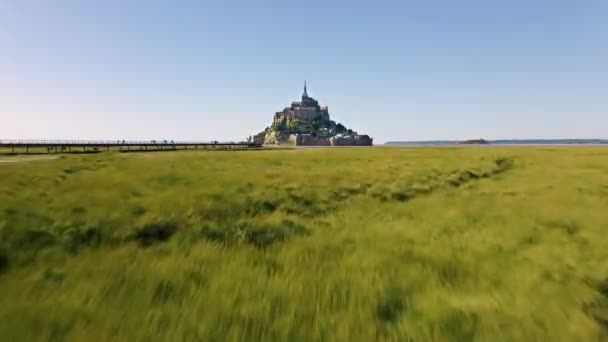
[272,82,330,126]
[302,80,308,98]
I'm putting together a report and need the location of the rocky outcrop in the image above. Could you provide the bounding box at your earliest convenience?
[457,139,489,145]
[254,83,373,146]
[331,134,373,146]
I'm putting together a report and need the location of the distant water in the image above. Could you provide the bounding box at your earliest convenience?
[385,139,608,146]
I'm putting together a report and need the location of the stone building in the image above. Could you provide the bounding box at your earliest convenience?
[272,82,330,128]
[255,82,373,146]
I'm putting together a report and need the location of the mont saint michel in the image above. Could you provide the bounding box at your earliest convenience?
[253,83,373,146]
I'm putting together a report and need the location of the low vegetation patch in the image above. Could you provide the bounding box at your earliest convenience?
[200,220,310,248]
[62,225,103,253]
[13,228,57,250]
[373,157,515,202]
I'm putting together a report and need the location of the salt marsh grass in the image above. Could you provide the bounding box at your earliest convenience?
[1,147,608,341]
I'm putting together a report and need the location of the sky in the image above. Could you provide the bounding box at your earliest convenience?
[1,0,607,143]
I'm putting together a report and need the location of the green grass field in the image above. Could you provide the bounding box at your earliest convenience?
[1,147,608,341]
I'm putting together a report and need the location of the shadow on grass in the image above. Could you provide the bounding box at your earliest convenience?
[376,287,408,324]
[0,247,8,274]
[586,279,608,335]
[130,222,178,247]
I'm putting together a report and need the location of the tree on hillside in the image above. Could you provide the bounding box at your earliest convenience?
[272,121,286,132]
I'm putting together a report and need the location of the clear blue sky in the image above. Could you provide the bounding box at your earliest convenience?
[1,0,606,143]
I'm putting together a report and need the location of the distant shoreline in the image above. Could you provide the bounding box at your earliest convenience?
[385,139,608,146]
[383,144,608,148]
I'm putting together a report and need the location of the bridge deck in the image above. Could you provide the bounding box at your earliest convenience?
[0,140,263,154]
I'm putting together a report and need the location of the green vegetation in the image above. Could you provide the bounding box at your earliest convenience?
[271,117,341,135]
[1,147,608,341]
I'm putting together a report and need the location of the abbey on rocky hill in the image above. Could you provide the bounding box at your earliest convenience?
[253,82,373,146]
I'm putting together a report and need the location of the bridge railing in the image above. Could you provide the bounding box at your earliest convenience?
[0,139,257,146]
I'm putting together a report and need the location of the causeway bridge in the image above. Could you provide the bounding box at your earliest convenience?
[0,140,263,154]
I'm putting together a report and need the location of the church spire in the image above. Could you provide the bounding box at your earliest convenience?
[302,80,308,98]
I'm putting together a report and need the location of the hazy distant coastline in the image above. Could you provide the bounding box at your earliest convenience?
[385,139,608,146]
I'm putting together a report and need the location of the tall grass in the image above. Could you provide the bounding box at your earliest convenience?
[1,147,608,340]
